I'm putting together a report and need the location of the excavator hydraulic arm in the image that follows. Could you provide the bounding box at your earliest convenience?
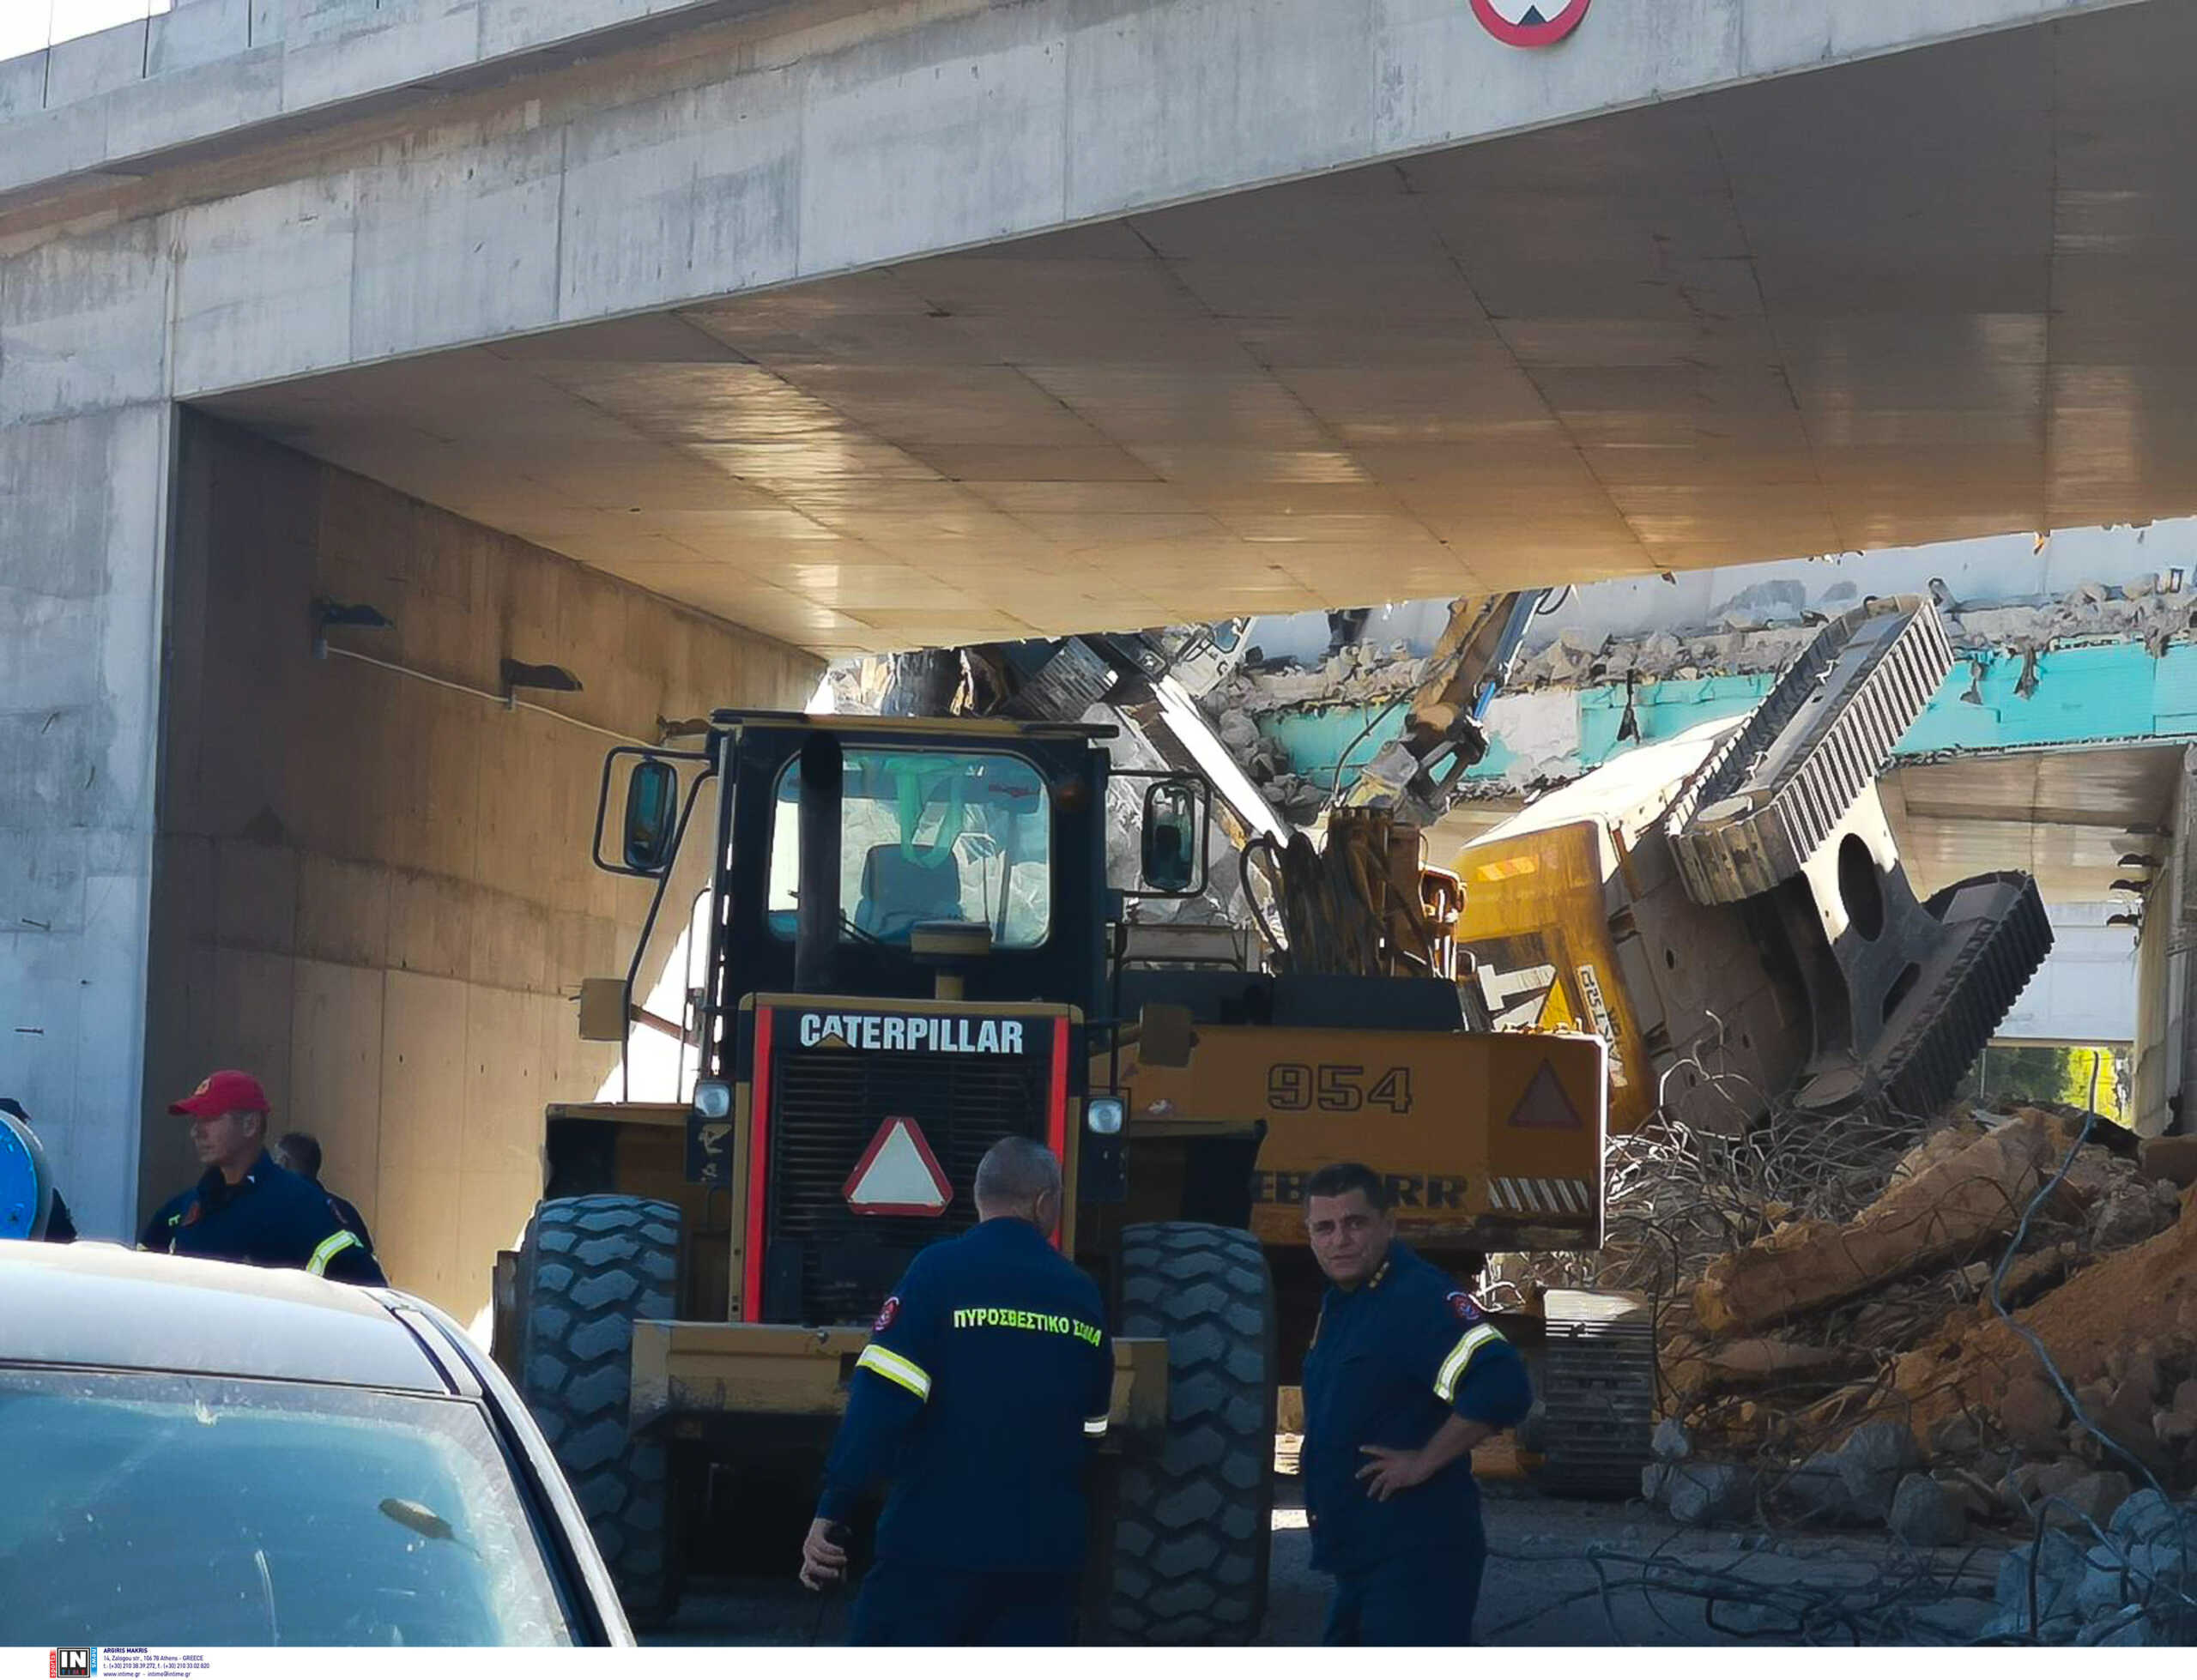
[1341,591,1544,827]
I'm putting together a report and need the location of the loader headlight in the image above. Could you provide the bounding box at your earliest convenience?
[1086,1097,1125,1136]
[693,1079,732,1121]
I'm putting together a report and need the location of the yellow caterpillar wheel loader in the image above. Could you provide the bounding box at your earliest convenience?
[491,708,1609,1638]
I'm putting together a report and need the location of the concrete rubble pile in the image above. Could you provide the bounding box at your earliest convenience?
[1194,571,2197,820]
[1196,644,1429,823]
[1575,1103,2197,1643]
[1514,571,2197,689]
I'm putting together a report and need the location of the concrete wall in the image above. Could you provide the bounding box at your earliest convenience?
[2137,745,2197,1138]
[1995,902,2139,1048]
[145,413,816,1319]
[0,405,171,1242]
[4,0,2140,389]
[2134,864,2175,1133]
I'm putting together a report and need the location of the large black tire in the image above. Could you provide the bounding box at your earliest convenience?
[515,1194,681,1628]
[1107,1222,1277,1643]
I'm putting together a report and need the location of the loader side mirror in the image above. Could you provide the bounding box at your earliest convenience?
[622,758,680,873]
[1140,778,1203,894]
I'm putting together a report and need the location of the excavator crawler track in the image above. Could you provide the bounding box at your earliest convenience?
[1870,872,2055,1118]
[1532,1290,1657,1498]
[1668,598,1952,904]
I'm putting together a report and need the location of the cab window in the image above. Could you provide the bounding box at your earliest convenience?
[766,747,1053,950]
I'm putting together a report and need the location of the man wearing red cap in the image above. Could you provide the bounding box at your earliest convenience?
[149,1070,386,1285]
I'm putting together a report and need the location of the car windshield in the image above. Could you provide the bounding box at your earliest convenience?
[0,1368,579,1647]
[767,746,1053,948]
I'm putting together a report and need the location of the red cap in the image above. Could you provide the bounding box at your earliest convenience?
[168,1070,271,1117]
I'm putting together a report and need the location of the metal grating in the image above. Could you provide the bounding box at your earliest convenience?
[766,1042,1051,1324]
[1534,1291,1657,1498]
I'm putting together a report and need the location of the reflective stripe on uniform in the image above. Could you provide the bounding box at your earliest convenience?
[856,1342,933,1401]
[1432,1322,1504,1403]
[306,1229,360,1277]
[1083,1416,1109,1438]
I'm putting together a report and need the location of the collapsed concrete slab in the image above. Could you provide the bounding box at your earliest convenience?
[1694,1112,2074,1335]
[1890,1181,2197,1448]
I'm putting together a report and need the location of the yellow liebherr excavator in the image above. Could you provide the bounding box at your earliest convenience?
[1262,589,2049,1141]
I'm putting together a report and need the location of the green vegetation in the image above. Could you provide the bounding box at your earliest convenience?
[1955,1043,2126,1121]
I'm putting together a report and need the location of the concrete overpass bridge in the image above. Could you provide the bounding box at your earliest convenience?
[6,0,2197,1313]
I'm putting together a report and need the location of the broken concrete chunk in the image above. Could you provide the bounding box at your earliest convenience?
[1665,1462,1755,1526]
[1650,1418,1692,1463]
[2037,1459,2091,1501]
[1840,1420,1922,1478]
[2078,1544,2135,1617]
[2091,1181,2168,1251]
[1993,1530,2088,1630]
[2077,1604,2151,1646]
[2107,1487,2181,1547]
[1998,1374,2069,1455]
[1891,1124,1982,1185]
[1694,1111,2072,1333]
[2045,1470,2133,1530]
[1927,1412,1982,1458]
[2005,1458,2088,1514]
[1935,1467,1999,1519]
[2139,1135,2197,1188]
[1701,1339,1853,1381]
[1837,1421,1922,1520]
[2048,1145,2122,1216]
[1213,709,1262,752]
[1884,1145,2197,1445]
[1998,1242,2078,1307]
[2106,1342,2159,1405]
[2155,1378,2197,1446]
[1779,1452,1855,1523]
[1641,1461,1673,1506]
[1887,1471,1967,1546]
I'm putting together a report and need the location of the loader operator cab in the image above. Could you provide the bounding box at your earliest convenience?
[608,711,1208,1030]
[763,746,1056,951]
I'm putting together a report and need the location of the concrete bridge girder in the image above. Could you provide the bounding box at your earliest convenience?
[177,0,2197,655]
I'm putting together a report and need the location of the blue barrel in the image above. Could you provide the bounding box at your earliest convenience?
[0,1108,51,1240]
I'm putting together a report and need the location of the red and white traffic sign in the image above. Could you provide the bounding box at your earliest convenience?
[1470,0,1590,49]
[843,1115,954,1217]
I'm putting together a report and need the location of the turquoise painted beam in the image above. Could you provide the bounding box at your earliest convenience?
[1252,639,2197,793]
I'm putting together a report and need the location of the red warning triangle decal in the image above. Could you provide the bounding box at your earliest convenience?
[843,1115,954,1217]
[1505,1061,1584,1129]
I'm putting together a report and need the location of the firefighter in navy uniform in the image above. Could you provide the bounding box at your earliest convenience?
[275,1130,377,1254]
[151,1070,386,1285]
[1300,1161,1532,1646]
[138,1187,194,1253]
[798,1135,1114,1645]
